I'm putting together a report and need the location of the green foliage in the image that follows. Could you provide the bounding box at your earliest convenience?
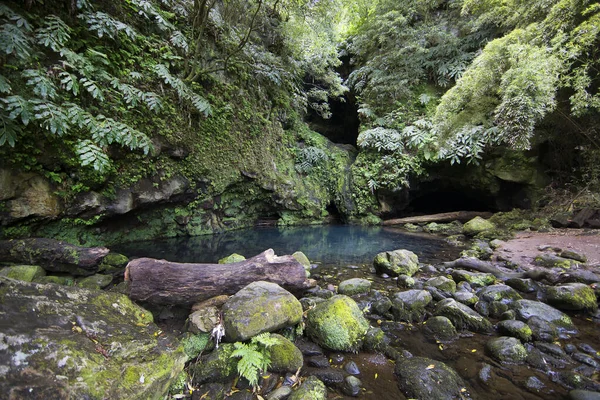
[295,146,328,173]
[230,333,278,389]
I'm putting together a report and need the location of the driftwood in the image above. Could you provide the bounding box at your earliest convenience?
[126,249,315,306]
[442,257,557,282]
[383,211,493,226]
[0,238,109,276]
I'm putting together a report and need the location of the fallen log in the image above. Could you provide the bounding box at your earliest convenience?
[126,249,315,306]
[383,211,493,226]
[0,238,109,276]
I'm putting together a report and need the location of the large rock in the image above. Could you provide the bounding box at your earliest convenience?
[0,171,62,224]
[306,295,370,352]
[0,264,46,282]
[338,278,371,296]
[222,281,303,342]
[0,277,186,399]
[451,270,496,288]
[463,216,495,236]
[190,344,237,384]
[289,376,327,400]
[477,284,522,305]
[485,337,527,363]
[513,299,578,337]
[546,283,598,313]
[373,249,419,277]
[268,334,303,373]
[434,298,492,333]
[395,356,467,399]
[391,290,433,322]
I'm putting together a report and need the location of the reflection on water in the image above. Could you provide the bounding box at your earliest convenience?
[112,225,461,266]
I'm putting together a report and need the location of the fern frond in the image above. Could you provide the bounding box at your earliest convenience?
[0,23,33,60]
[31,100,70,135]
[170,30,188,53]
[0,75,11,94]
[2,95,33,125]
[36,15,71,51]
[23,69,58,100]
[59,72,80,96]
[0,110,21,147]
[76,139,111,172]
[81,12,138,40]
[80,77,105,101]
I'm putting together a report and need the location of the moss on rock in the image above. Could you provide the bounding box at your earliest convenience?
[0,264,46,282]
[373,249,419,277]
[289,376,327,400]
[463,216,496,236]
[306,295,370,352]
[268,334,303,373]
[218,253,246,264]
[546,283,598,313]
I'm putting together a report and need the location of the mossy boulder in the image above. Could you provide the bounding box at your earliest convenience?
[546,283,598,313]
[496,320,532,342]
[338,278,371,296]
[34,275,75,286]
[99,252,129,273]
[463,216,496,236]
[181,332,211,360]
[534,253,579,269]
[292,251,311,267]
[0,264,46,282]
[423,316,458,342]
[268,334,303,373]
[306,295,370,352]
[289,376,327,400]
[395,356,467,400]
[477,284,522,305]
[0,276,186,400]
[485,337,527,363]
[218,253,246,264]
[190,344,237,385]
[76,273,113,289]
[434,298,492,333]
[513,299,578,337]
[222,281,303,342]
[424,276,456,293]
[373,249,419,277]
[452,269,496,287]
[391,290,433,322]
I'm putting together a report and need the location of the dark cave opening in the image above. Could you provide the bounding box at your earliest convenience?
[305,92,360,146]
[404,190,494,215]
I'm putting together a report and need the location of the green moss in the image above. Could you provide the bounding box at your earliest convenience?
[218,253,246,264]
[181,332,211,360]
[268,334,303,373]
[0,265,46,282]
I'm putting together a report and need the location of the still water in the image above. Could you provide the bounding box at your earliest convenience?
[112,225,460,266]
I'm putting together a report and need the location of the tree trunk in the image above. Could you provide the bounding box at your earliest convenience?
[126,249,315,306]
[383,211,493,226]
[0,238,109,276]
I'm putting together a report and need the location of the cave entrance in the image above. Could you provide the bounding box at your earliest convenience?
[405,190,494,215]
[305,92,360,146]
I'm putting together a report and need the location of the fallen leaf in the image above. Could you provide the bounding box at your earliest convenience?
[471,349,477,353]
[426,364,435,370]
[438,344,444,350]
[374,373,378,379]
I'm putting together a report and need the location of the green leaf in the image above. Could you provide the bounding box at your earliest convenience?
[0,74,11,94]
[76,139,111,172]
[2,95,33,125]
[22,69,58,100]
[0,110,21,146]
[35,15,71,51]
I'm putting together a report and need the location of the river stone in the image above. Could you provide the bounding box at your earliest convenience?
[546,283,598,313]
[569,390,600,400]
[0,276,186,400]
[191,344,237,384]
[395,356,466,400]
[534,253,579,269]
[453,290,478,306]
[513,299,578,336]
[222,281,302,342]
[561,250,587,263]
[338,278,372,296]
[496,320,532,342]
[218,253,246,264]
[0,264,46,282]
[34,275,74,286]
[188,306,220,333]
[292,251,311,267]
[289,376,327,400]
[478,284,522,305]
[391,289,433,322]
[266,386,293,400]
[76,273,113,289]
[306,295,370,352]
[451,269,496,287]
[423,316,458,342]
[463,216,495,236]
[342,375,362,397]
[373,249,419,277]
[486,337,527,363]
[506,278,538,293]
[424,276,456,293]
[98,252,129,274]
[269,334,303,373]
[434,298,492,333]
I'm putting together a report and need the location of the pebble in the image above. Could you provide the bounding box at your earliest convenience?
[307,355,330,369]
[342,375,362,397]
[572,353,600,369]
[344,361,360,375]
[526,376,545,391]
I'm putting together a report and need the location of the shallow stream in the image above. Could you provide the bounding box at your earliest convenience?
[114,226,600,399]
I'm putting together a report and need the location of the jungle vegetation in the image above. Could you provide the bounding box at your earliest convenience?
[0,0,598,227]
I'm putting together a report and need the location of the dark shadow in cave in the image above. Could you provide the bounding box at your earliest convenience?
[305,92,360,146]
[404,190,494,215]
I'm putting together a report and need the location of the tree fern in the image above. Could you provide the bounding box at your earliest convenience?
[35,15,71,51]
